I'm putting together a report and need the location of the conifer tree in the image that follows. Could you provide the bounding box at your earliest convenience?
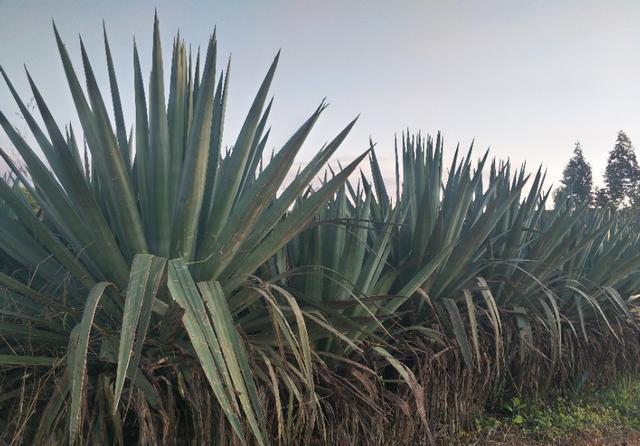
[553,141,593,208]
[604,130,639,206]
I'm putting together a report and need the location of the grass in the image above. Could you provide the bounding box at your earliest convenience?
[460,378,640,445]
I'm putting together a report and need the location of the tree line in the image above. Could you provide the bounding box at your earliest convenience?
[554,130,640,209]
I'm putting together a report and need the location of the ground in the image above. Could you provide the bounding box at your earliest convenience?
[455,378,640,445]
[464,429,640,445]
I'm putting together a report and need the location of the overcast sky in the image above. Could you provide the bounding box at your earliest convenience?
[1,0,640,189]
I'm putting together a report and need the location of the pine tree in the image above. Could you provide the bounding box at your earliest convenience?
[604,130,639,206]
[553,141,593,209]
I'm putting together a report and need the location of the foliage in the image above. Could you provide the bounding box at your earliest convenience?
[604,130,639,206]
[553,141,593,209]
[502,397,526,425]
[593,185,610,208]
[466,377,640,444]
[0,14,364,445]
[0,15,639,446]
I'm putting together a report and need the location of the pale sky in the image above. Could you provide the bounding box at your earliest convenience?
[2,0,640,189]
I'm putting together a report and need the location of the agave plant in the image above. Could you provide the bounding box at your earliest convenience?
[2,11,640,446]
[270,130,640,396]
[0,14,370,444]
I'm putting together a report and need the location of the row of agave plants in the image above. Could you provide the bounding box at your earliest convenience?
[1,15,639,445]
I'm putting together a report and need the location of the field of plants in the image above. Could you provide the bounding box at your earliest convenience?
[1,16,639,445]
